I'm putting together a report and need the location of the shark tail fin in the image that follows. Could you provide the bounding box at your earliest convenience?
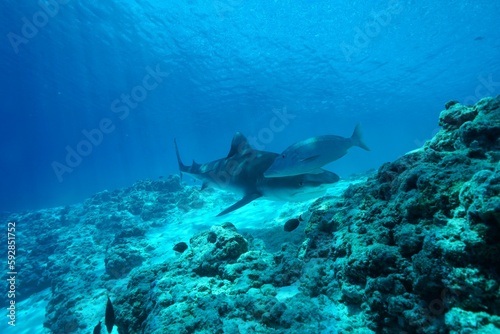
[351,124,370,151]
[174,139,188,178]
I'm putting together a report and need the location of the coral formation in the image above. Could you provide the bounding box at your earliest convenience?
[114,97,500,333]
[1,97,499,333]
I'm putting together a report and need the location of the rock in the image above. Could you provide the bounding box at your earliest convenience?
[190,225,249,277]
[5,96,500,334]
[300,97,500,332]
[460,169,500,227]
[105,244,144,279]
[439,102,477,130]
[445,308,500,333]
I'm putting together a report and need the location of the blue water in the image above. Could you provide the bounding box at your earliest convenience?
[1,0,499,212]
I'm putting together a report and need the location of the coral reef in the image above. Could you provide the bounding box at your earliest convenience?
[2,97,499,333]
[299,96,500,333]
[115,97,500,333]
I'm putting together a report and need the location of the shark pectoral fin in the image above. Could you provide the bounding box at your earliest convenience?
[300,155,321,162]
[201,182,209,191]
[331,172,340,182]
[216,193,262,217]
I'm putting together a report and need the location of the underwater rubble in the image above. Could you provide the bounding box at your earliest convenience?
[2,96,500,333]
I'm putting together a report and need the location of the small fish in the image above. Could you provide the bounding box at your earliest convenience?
[474,36,484,41]
[105,296,115,334]
[159,176,164,179]
[264,124,370,178]
[93,320,102,334]
[173,242,188,253]
[284,218,301,232]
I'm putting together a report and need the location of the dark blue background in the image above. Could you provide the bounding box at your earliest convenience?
[1,0,499,212]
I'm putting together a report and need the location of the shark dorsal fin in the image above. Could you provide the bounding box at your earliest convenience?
[192,160,201,169]
[227,132,252,158]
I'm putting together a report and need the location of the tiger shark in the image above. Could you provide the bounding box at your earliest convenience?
[174,132,340,216]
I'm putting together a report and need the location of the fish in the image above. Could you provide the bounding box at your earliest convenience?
[173,242,188,253]
[174,132,340,216]
[284,218,300,232]
[93,320,102,334]
[283,215,304,232]
[264,124,370,178]
[105,295,115,334]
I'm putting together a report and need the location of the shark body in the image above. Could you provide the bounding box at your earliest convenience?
[174,132,340,216]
